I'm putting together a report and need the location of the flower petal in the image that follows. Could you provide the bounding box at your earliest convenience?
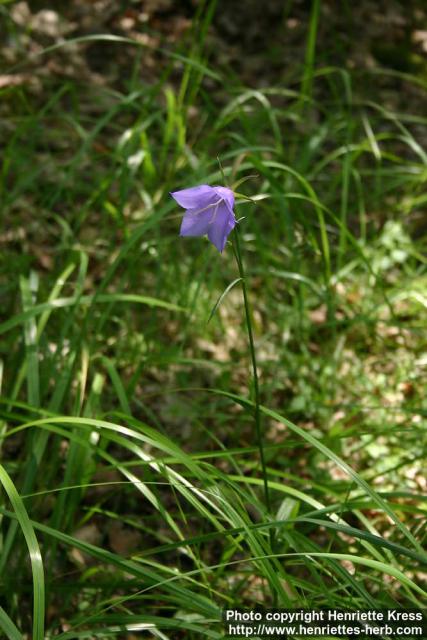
[213,186,235,212]
[207,201,236,252]
[170,185,216,210]
[179,207,213,237]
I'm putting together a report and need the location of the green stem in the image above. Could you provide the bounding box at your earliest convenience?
[232,226,271,514]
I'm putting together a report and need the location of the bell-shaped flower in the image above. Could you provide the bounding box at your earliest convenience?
[171,184,236,253]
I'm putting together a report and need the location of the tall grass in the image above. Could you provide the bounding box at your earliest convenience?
[0,1,426,637]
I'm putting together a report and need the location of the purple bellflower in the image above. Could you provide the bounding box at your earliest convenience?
[171,184,236,253]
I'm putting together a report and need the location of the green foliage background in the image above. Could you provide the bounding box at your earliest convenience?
[0,1,426,637]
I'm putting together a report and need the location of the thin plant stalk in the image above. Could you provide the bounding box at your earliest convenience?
[231,225,271,515]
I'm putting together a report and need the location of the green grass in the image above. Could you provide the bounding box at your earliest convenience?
[0,1,426,637]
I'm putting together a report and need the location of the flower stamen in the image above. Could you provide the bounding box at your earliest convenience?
[192,199,222,217]
[208,199,223,225]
